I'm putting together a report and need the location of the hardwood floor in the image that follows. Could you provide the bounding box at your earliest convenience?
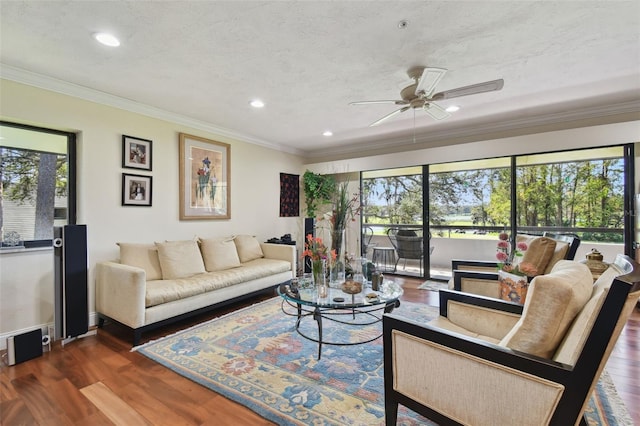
[1,276,638,425]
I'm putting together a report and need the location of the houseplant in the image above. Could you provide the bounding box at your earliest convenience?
[328,181,361,284]
[302,170,335,218]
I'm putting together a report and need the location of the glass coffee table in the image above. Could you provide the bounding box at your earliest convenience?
[277,280,403,359]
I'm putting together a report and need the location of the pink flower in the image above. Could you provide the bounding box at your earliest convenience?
[497,240,509,249]
[516,242,528,251]
[496,251,509,262]
[498,232,509,241]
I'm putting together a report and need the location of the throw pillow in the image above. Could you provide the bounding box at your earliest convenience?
[199,237,241,272]
[117,242,163,281]
[234,234,264,263]
[544,241,571,274]
[520,236,557,276]
[155,240,206,279]
[498,260,593,359]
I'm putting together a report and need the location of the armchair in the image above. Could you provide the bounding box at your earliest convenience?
[387,227,434,275]
[383,255,639,425]
[449,233,580,298]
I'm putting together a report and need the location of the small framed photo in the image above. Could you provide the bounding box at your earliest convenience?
[122,173,152,207]
[122,135,152,171]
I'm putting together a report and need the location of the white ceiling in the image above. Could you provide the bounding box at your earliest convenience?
[1,1,639,158]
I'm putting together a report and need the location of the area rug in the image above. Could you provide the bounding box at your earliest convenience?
[135,297,632,426]
[417,279,449,291]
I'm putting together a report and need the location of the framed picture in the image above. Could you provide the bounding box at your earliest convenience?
[179,133,230,220]
[122,173,152,207]
[122,135,152,171]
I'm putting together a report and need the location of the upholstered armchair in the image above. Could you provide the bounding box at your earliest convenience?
[383,255,639,426]
[449,233,580,299]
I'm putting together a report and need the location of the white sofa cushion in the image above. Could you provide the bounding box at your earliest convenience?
[155,240,206,279]
[117,242,162,281]
[234,234,264,263]
[499,260,593,358]
[200,237,241,271]
[145,258,291,307]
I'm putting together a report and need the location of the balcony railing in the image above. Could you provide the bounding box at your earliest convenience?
[363,224,624,280]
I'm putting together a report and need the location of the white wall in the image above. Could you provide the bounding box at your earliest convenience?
[0,80,304,347]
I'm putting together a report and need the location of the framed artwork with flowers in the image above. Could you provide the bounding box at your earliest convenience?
[179,133,230,220]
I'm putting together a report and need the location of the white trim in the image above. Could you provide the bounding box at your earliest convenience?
[0,64,303,156]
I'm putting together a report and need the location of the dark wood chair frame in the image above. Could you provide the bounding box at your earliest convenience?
[383,254,638,426]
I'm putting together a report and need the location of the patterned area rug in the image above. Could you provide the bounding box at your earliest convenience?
[417,280,449,291]
[135,297,631,425]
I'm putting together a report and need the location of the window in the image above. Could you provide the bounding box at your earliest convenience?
[0,122,76,248]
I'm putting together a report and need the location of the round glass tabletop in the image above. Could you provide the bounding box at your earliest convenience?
[278,279,403,309]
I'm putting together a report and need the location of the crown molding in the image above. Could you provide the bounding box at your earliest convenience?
[305,99,640,158]
[0,64,303,156]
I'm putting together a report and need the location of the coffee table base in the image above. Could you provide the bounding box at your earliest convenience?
[281,299,401,359]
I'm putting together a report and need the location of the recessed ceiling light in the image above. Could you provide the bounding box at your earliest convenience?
[249,99,265,108]
[323,131,333,137]
[445,105,460,112]
[93,32,120,47]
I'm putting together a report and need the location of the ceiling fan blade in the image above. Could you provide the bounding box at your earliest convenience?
[349,100,407,106]
[415,67,447,98]
[431,78,504,100]
[423,102,451,121]
[370,106,410,127]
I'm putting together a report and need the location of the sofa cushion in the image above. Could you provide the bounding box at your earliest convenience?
[498,260,593,359]
[200,237,241,272]
[234,234,264,263]
[553,264,624,365]
[520,236,557,276]
[145,258,291,307]
[117,242,163,281]
[155,240,206,279]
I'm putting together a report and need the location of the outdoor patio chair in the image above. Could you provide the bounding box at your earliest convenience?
[362,226,376,259]
[383,254,640,425]
[387,227,434,275]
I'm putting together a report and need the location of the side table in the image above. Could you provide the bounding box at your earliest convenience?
[372,246,396,272]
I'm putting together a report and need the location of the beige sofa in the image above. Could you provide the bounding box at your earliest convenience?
[96,235,295,345]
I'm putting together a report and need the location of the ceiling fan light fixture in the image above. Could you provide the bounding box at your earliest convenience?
[249,99,265,108]
[93,32,120,47]
[445,105,460,112]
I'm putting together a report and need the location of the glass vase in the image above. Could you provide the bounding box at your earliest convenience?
[312,259,328,298]
[329,229,346,288]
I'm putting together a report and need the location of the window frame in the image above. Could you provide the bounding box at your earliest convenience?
[0,121,76,249]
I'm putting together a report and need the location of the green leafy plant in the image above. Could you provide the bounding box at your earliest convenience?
[302,170,335,218]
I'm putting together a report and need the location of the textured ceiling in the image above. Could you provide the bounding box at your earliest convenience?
[1,1,639,158]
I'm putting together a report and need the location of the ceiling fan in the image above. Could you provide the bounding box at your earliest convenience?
[349,66,504,127]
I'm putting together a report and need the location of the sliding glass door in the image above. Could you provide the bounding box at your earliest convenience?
[360,144,633,280]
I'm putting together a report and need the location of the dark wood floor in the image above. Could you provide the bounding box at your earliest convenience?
[1,275,638,425]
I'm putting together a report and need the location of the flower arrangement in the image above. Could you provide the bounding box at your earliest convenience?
[302,235,337,284]
[496,232,538,276]
[302,234,335,263]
